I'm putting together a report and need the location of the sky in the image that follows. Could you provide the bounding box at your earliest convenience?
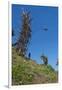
[12,4,58,70]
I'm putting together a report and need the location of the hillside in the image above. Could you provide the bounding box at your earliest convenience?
[12,48,58,85]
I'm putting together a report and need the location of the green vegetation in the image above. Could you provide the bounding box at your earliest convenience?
[12,47,58,85]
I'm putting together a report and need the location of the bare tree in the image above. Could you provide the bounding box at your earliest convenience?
[40,54,48,65]
[16,11,32,56]
[12,29,14,37]
[56,58,58,66]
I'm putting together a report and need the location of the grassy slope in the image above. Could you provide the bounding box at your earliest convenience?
[12,48,58,85]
